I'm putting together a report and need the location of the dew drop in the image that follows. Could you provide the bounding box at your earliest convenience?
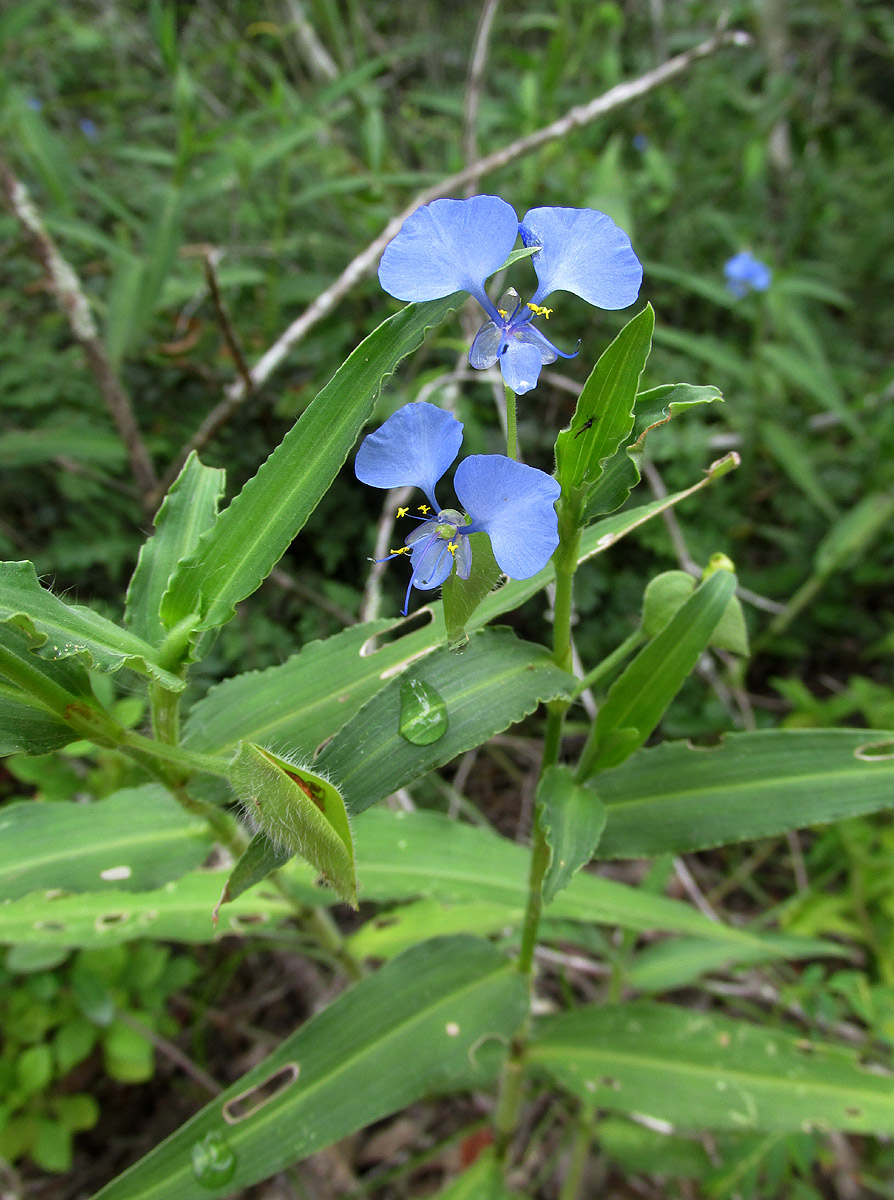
[398,677,448,746]
[191,1130,237,1188]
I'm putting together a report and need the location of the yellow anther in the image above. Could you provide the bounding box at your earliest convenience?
[418,504,431,514]
[447,540,459,556]
[497,308,508,318]
[390,546,411,556]
[396,506,409,518]
[526,302,553,319]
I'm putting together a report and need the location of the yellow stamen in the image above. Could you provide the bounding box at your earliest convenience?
[497,308,508,318]
[390,546,411,556]
[447,540,459,556]
[396,506,409,518]
[526,302,553,318]
[418,504,431,514]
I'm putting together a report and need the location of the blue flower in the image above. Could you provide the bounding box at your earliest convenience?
[79,117,99,141]
[355,402,561,614]
[724,250,772,298]
[378,195,642,395]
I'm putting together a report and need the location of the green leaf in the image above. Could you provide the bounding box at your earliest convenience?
[578,570,736,777]
[529,1001,894,1133]
[626,934,835,994]
[0,870,303,949]
[597,729,894,858]
[89,937,527,1200]
[583,382,724,519]
[537,765,606,903]
[344,810,832,958]
[0,681,81,754]
[441,531,503,649]
[125,452,226,646]
[229,745,357,907]
[555,305,654,492]
[0,561,185,691]
[813,492,894,579]
[315,630,574,816]
[642,569,749,656]
[160,294,464,646]
[0,785,212,902]
[760,421,839,520]
[215,833,291,909]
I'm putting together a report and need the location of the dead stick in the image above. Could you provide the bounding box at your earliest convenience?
[0,148,158,512]
[160,28,750,493]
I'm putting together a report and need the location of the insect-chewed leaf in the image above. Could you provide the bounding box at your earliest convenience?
[229,744,357,907]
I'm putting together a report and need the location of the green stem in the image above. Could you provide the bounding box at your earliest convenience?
[570,628,645,699]
[119,729,232,779]
[558,1104,597,1200]
[150,682,182,745]
[505,384,518,460]
[494,494,583,1172]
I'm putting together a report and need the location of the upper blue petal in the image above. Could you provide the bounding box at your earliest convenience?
[499,340,544,396]
[454,455,560,579]
[378,195,520,302]
[355,402,463,510]
[520,206,643,310]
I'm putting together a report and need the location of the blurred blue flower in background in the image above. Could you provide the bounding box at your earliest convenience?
[25,97,43,112]
[378,195,642,395]
[79,117,99,141]
[355,401,561,613]
[724,250,772,298]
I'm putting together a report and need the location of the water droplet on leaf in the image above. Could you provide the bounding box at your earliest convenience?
[191,1131,237,1188]
[399,678,448,745]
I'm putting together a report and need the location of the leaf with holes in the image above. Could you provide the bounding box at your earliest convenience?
[88,937,527,1200]
[0,785,211,901]
[529,1001,894,1133]
[597,729,894,858]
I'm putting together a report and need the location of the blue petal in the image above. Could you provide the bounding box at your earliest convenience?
[408,530,454,590]
[499,340,544,395]
[520,207,643,310]
[454,455,560,579]
[355,402,463,510]
[378,195,519,302]
[724,251,771,294]
[454,534,472,580]
[469,320,502,370]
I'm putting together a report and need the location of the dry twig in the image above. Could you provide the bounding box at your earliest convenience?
[0,147,158,514]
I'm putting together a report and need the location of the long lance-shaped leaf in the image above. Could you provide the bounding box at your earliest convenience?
[0,870,305,949]
[0,785,212,902]
[315,629,574,816]
[160,294,463,642]
[125,452,226,646]
[555,304,654,492]
[345,809,835,961]
[89,937,527,1200]
[597,728,894,858]
[529,1001,894,1134]
[0,561,185,691]
[182,461,737,760]
[578,569,736,777]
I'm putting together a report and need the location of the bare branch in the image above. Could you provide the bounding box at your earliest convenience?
[160,28,750,490]
[462,0,502,190]
[0,149,158,513]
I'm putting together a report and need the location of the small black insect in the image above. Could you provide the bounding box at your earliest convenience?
[573,416,594,439]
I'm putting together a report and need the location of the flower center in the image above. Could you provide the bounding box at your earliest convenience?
[434,508,464,540]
